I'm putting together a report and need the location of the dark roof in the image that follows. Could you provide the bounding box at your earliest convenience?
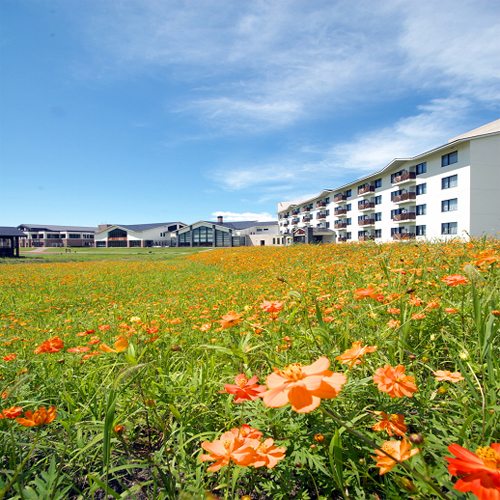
[113,222,186,232]
[0,227,27,237]
[202,220,278,230]
[18,224,97,233]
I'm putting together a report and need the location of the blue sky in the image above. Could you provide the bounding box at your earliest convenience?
[1,0,499,226]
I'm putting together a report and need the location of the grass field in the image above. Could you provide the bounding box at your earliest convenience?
[1,240,499,499]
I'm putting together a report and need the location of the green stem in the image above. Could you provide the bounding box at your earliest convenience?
[0,428,41,500]
[320,407,454,500]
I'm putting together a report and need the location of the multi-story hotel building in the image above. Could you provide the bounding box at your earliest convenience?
[278,119,500,243]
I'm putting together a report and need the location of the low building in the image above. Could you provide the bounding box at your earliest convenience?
[17,224,97,248]
[278,119,500,243]
[0,227,27,257]
[94,222,186,248]
[174,216,281,247]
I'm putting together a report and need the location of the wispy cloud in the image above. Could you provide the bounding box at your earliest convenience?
[78,0,499,132]
[211,211,276,222]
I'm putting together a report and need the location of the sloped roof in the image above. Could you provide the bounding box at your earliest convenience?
[112,222,185,232]
[0,227,27,237]
[202,220,277,230]
[449,119,500,142]
[18,224,97,232]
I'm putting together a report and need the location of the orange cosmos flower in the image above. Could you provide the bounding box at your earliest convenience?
[219,311,243,329]
[336,341,377,368]
[261,357,347,413]
[411,313,426,320]
[100,338,129,353]
[16,407,56,427]
[434,370,464,382]
[475,254,500,266]
[386,319,401,328]
[220,374,267,403]
[373,365,418,398]
[0,406,23,419]
[441,274,469,286]
[373,436,420,474]
[3,354,16,362]
[445,443,500,500]
[387,308,400,314]
[250,437,286,468]
[260,300,284,313]
[372,411,407,437]
[353,287,378,299]
[67,346,91,353]
[34,336,64,354]
[445,308,458,313]
[199,429,256,471]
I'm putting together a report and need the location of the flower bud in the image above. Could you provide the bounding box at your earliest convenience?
[310,445,318,451]
[314,433,325,444]
[295,462,302,468]
[409,433,424,444]
[395,477,418,493]
[144,399,156,408]
[408,355,416,361]
[438,386,448,395]
[422,357,429,363]
[114,425,125,435]
[171,345,181,351]
[492,310,500,317]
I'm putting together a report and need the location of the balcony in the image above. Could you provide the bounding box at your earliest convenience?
[359,235,375,242]
[393,213,416,222]
[291,210,300,216]
[358,202,375,211]
[392,172,416,185]
[358,218,375,227]
[358,185,375,196]
[334,222,347,229]
[337,237,348,242]
[392,192,416,204]
[291,219,299,226]
[316,201,327,208]
[334,194,347,203]
[316,213,327,220]
[303,206,311,212]
[302,216,312,223]
[393,233,416,241]
[283,214,289,219]
[334,208,347,216]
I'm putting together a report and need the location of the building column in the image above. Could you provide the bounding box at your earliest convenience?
[212,225,216,247]
[229,229,233,247]
[305,227,313,244]
[189,225,193,248]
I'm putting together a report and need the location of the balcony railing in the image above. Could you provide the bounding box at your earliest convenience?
[393,233,416,240]
[334,208,347,215]
[338,237,348,242]
[393,213,416,222]
[303,206,311,212]
[334,222,347,229]
[392,192,416,203]
[358,202,375,211]
[291,220,299,225]
[358,185,375,195]
[283,214,289,219]
[359,235,375,241]
[316,202,327,208]
[358,219,375,226]
[334,194,346,203]
[291,210,300,216]
[392,172,416,185]
[316,214,327,220]
[302,217,312,223]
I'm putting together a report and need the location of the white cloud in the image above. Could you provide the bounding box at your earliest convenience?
[211,211,276,222]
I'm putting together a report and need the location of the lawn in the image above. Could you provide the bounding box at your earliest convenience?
[1,240,499,499]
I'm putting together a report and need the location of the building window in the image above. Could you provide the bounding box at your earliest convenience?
[416,162,427,175]
[325,197,330,203]
[375,212,382,221]
[129,240,141,247]
[416,225,426,236]
[416,204,426,215]
[442,151,458,167]
[109,228,127,238]
[346,232,352,240]
[96,241,106,247]
[358,231,367,237]
[326,222,330,228]
[442,175,458,189]
[375,229,382,238]
[442,198,458,212]
[346,218,352,225]
[416,183,427,195]
[346,204,351,211]
[374,178,382,188]
[326,209,330,216]
[69,234,81,239]
[442,222,458,235]
[272,238,275,244]
[345,189,352,198]
[375,195,382,205]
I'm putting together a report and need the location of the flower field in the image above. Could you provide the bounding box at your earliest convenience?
[1,240,499,500]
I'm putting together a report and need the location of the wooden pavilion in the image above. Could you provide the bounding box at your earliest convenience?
[0,227,27,258]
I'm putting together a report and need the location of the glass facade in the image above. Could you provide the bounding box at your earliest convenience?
[177,225,245,247]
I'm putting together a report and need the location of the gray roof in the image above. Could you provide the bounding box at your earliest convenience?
[202,220,278,230]
[18,224,97,233]
[1,227,27,237]
[113,222,186,232]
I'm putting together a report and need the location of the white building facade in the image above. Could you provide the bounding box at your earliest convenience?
[278,120,500,243]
